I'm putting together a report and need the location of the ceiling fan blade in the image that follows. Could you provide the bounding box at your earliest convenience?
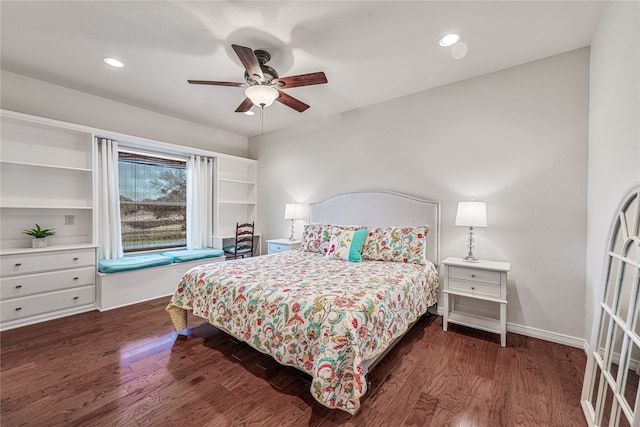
[275,72,328,88]
[235,98,254,113]
[232,44,264,80]
[187,80,246,87]
[276,90,310,112]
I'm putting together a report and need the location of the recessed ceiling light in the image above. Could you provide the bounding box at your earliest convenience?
[244,110,255,116]
[439,33,460,47]
[102,57,124,68]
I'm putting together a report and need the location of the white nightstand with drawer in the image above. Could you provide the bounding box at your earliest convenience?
[266,239,301,254]
[442,256,511,347]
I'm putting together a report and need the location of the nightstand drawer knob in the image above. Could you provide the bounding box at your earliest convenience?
[73,257,79,261]
[15,285,22,289]
[471,286,475,290]
[14,263,22,267]
[471,274,476,277]
[15,307,22,311]
[73,296,79,300]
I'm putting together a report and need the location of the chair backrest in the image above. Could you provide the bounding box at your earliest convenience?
[235,222,255,256]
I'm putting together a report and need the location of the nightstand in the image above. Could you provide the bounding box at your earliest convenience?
[266,239,301,254]
[442,257,511,347]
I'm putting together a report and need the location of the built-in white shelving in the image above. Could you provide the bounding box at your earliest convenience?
[0,110,98,330]
[213,156,258,248]
[0,111,96,250]
[0,109,261,329]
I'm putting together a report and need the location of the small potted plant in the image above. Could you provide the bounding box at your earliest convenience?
[23,224,55,248]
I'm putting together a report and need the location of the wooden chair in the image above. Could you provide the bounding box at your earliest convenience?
[223,222,255,259]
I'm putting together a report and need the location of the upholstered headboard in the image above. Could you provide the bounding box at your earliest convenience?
[309,191,441,265]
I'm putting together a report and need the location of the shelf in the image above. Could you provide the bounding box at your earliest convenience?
[1,114,93,170]
[447,310,501,334]
[217,157,256,183]
[0,160,92,173]
[443,289,506,304]
[219,178,256,185]
[1,205,93,210]
[218,200,256,205]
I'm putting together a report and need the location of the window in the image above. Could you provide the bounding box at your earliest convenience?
[118,151,187,252]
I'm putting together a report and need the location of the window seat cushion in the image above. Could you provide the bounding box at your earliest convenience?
[98,254,173,274]
[161,248,225,263]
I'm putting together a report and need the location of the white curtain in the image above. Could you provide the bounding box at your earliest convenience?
[96,137,124,259]
[187,155,214,249]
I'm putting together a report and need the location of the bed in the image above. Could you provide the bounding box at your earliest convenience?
[166,191,441,414]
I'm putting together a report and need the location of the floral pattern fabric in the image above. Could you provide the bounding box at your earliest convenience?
[300,224,363,255]
[299,223,328,254]
[325,227,368,262]
[361,226,429,265]
[166,250,438,414]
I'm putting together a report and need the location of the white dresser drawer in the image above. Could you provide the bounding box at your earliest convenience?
[0,285,95,322]
[449,266,501,285]
[448,278,501,298]
[0,267,95,299]
[1,249,95,276]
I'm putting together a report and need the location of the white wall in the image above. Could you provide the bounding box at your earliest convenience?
[585,2,640,345]
[0,70,249,157]
[250,49,590,343]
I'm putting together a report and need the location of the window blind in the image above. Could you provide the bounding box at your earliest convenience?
[118,151,187,252]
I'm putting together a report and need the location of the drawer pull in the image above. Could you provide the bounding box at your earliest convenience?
[471,274,476,278]
[73,257,79,261]
[14,263,22,267]
[73,296,79,300]
[73,277,79,280]
[15,285,22,289]
[471,287,475,290]
[15,307,22,311]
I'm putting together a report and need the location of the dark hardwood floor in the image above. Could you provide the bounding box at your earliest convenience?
[1,297,587,426]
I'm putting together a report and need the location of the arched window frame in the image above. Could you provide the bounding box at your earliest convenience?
[582,185,640,427]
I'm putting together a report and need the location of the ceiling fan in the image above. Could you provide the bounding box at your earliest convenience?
[188,44,328,113]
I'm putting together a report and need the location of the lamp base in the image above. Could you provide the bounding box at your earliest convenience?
[462,226,479,262]
[289,219,295,240]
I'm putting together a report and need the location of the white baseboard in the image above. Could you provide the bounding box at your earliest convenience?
[436,306,587,349]
[0,304,97,332]
[506,322,587,349]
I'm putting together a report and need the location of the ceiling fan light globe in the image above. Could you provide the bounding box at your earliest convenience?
[245,85,279,108]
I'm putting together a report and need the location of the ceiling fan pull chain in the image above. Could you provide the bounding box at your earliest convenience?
[261,106,264,136]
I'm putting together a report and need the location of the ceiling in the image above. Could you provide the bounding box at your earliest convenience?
[0,1,606,138]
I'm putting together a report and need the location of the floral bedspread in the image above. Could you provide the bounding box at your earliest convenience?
[166,250,438,414]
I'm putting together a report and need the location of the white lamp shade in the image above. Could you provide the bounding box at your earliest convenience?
[455,201,487,227]
[284,203,304,220]
[245,85,279,107]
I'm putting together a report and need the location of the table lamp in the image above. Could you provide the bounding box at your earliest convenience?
[455,200,487,262]
[284,203,304,240]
